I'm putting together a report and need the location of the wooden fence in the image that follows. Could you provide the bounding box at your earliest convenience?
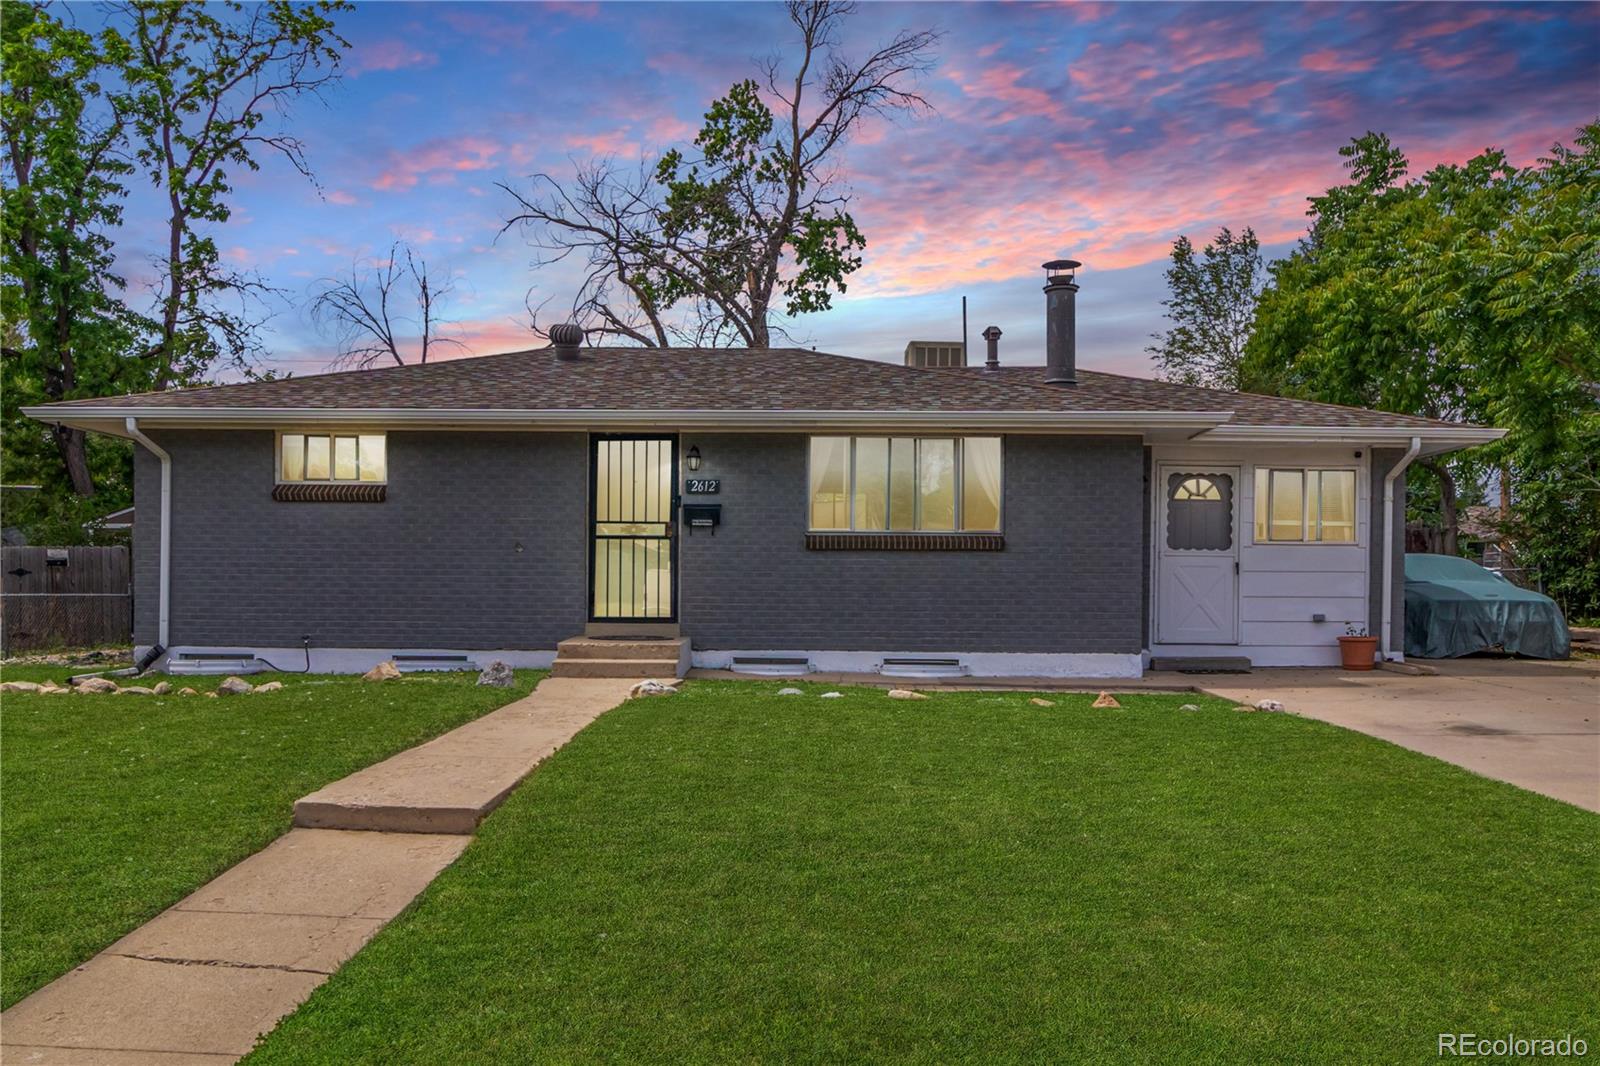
[1,546,132,654]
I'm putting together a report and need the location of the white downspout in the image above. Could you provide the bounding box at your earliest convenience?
[124,418,171,650]
[1376,435,1427,659]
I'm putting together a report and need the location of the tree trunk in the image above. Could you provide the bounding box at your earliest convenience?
[1424,460,1460,556]
[54,425,96,498]
[1498,463,1513,562]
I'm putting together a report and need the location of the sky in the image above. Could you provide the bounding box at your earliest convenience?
[102,0,1599,378]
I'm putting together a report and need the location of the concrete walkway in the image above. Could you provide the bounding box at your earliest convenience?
[1203,657,1600,812]
[0,676,634,1065]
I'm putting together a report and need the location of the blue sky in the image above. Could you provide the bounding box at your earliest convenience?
[101,1,1600,377]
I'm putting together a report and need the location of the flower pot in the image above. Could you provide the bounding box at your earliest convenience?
[1337,635,1379,671]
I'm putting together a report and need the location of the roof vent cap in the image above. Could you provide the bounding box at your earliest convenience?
[550,322,583,360]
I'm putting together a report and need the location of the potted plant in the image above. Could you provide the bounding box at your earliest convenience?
[1337,624,1379,671]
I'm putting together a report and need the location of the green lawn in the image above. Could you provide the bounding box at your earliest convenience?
[246,682,1599,1064]
[0,664,544,1007]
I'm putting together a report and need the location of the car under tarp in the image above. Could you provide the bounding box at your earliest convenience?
[1404,553,1571,660]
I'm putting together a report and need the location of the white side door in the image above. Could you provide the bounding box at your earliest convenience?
[1157,466,1239,645]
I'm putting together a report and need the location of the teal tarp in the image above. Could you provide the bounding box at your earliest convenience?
[1403,554,1570,660]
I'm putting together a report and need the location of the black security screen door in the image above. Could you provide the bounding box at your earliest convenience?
[590,435,678,621]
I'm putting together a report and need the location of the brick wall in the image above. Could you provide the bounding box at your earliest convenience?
[135,430,588,649]
[677,434,1146,653]
[134,429,1147,654]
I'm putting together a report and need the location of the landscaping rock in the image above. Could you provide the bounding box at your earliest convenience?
[205,691,219,698]
[628,679,678,699]
[1179,703,1201,712]
[217,676,254,696]
[819,691,843,699]
[152,681,172,696]
[1255,699,1286,712]
[1091,691,1121,709]
[886,689,927,700]
[1029,697,1056,707]
[0,680,43,694]
[41,685,68,695]
[777,687,804,696]
[476,661,515,688]
[254,681,285,693]
[74,677,119,695]
[362,661,402,682]
[118,686,156,696]
[177,687,199,697]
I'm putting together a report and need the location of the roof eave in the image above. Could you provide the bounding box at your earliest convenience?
[1196,424,1506,456]
[21,405,1235,435]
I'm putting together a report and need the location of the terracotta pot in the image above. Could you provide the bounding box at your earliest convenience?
[1337,635,1379,671]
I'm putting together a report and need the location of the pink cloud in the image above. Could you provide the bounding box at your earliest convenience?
[1161,19,1264,73]
[371,136,503,191]
[1211,79,1283,109]
[1300,48,1376,74]
[564,129,640,156]
[325,189,359,206]
[348,39,437,76]
[952,62,1075,125]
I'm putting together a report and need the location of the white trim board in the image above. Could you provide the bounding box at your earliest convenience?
[692,649,1144,679]
[141,646,557,675]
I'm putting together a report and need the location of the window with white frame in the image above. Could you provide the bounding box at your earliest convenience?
[1253,467,1356,542]
[808,436,1002,532]
[279,432,387,483]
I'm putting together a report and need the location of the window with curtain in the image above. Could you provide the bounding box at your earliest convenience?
[1253,467,1356,542]
[279,432,387,483]
[808,436,1002,531]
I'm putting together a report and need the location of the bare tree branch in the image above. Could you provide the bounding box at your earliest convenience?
[311,242,464,368]
[499,1,940,347]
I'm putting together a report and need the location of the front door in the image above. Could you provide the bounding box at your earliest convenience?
[590,435,677,622]
[1156,466,1239,644]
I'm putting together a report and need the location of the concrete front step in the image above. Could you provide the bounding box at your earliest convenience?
[557,636,689,661]
[551,657,683,679]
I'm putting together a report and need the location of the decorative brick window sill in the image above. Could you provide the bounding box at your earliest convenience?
[805,532,1004,551]
[272,483,386,503]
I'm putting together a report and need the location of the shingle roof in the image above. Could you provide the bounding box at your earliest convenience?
[975,367,1468,430]
[33,344,1473,431]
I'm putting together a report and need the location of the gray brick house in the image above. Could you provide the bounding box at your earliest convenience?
[25,263,1501,677]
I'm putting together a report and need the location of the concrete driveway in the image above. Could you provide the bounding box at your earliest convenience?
[1203,657,1599,812]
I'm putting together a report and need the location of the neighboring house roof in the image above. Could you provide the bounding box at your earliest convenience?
[21,345,1502,452]
[86,505,136,531]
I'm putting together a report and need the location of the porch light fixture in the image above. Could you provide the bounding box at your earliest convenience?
[686,445,702,471]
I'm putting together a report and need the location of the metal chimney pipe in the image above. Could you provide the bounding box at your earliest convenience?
[550,322,584,361]
[982,325,1002,369]
[1042,259,1080,385]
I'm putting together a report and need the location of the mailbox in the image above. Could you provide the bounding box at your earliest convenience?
[682,503,721,534]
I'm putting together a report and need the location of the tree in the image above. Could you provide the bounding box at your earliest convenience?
[1243,125,1600,577]
[119,0,349,387]
[2,4,139,508]
[501,1,940,347]
[1147,226,1263,389]
[1,1,350,542]
[310,242,462,368]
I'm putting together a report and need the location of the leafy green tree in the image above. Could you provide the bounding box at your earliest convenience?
[119,0,349,387]
[2,4,140,521]
[1147,226,1263,390]
[2,2,349,542]
[1243,125,1599,576]
[502,1,941,347]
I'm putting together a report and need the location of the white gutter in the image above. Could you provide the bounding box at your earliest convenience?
[122,417,171,650]
[1381,436,1422,661]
